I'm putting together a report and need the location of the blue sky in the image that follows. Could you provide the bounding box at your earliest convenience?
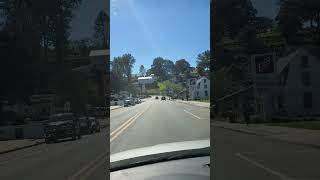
[70,0,108,40]
[251,0,279,19]
[110,0,210,74]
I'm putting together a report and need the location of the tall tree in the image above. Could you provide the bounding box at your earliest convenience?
[94,10,109,49]
[149,57,175,81]
[139,65,146,77]
[175,59,191,77]
[196,50,210,77]
[121,54,136,82]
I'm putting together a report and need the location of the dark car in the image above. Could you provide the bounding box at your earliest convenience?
[155,96,159,99]
[79,116,93,135]
[124,99,131,107]
[89,117,101,133]
[161,96,166,100]
[44,113,81,143]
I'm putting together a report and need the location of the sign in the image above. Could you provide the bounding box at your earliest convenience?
[251,53,276,92]
[254,54,274,74]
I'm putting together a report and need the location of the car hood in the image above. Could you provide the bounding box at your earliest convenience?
[110,139,210,163]
[45,120,73,126]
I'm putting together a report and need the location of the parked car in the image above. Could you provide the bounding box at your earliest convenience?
[155,96,159,99]
[161,96,166,100]
[129,97,135,105]
[79,116,93,135]
[89,117,100,133]
[44,113,81,143]
[124,99,131,107]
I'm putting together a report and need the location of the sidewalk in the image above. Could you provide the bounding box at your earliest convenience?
[213,120,320,148]
[176,100,210,108]
[0,139,44,154]
[110,105,123,111]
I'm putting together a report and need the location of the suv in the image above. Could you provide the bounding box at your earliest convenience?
[44,113,81,143]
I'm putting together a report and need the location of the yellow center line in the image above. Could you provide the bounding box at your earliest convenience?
[110,105,151,142]
[67,151,108,180]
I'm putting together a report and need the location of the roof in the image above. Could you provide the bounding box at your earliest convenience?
[89,49,110,57]
[138,76,153,80]
[196,76,209,84]
[276,46,320,73]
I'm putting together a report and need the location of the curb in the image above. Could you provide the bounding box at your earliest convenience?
[110,106,123,111]
[214,125,320,150]
[0,140,45,155]
[176,101,210,109]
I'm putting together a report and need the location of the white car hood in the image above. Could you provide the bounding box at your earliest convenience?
[110,139,210,163]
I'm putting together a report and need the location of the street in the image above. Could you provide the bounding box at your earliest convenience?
[110,97,210,154]
[0,126,108,180]
[212,126,320,180]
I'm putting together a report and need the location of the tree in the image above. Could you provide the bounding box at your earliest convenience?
[158,80,184,96]
[94,10,109,49]
[215,0,257,41]
[276,0,320,44]
[149,57,170,81]
[139,65,146,77]
[174,59,192,77]
[196,50,210,77]
[121,54,136,82]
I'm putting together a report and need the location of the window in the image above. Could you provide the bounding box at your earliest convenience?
[197,91,199,96]
[301,56,309,68]
[304,92,312,108]
[204,84,207,89]
[301,72,311,86]
[204,79,206,83]
[205,91,208,96]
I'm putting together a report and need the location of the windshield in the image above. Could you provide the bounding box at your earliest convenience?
[110,0,210,161]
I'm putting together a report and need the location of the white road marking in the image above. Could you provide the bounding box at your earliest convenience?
[184,110,201,119]
[235,153,291,180]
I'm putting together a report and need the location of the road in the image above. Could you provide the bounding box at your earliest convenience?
[0,124,108,180]
[110,97,210,154]
[212,126,320,180]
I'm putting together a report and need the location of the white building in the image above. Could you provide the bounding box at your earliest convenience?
[273,47,320,117]
[137,75,155,94]
[188,77,210,100]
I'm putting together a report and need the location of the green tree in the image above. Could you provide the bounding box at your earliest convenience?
[149,57,173,81]
[139,65,146,77]
[174,59,192,79]
[94,10,109,49]
[277,0,320,44]
[196,50,210,77]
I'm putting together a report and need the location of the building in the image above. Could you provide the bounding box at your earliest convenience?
[137,75,156,94]
[188,77,210,100]
[273,47,320,117]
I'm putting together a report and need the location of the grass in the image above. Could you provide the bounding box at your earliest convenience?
[267,120,320,130]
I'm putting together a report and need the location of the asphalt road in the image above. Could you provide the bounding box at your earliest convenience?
[212,126,320,180]
[110,97,210,154]
[0,125,108,180]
